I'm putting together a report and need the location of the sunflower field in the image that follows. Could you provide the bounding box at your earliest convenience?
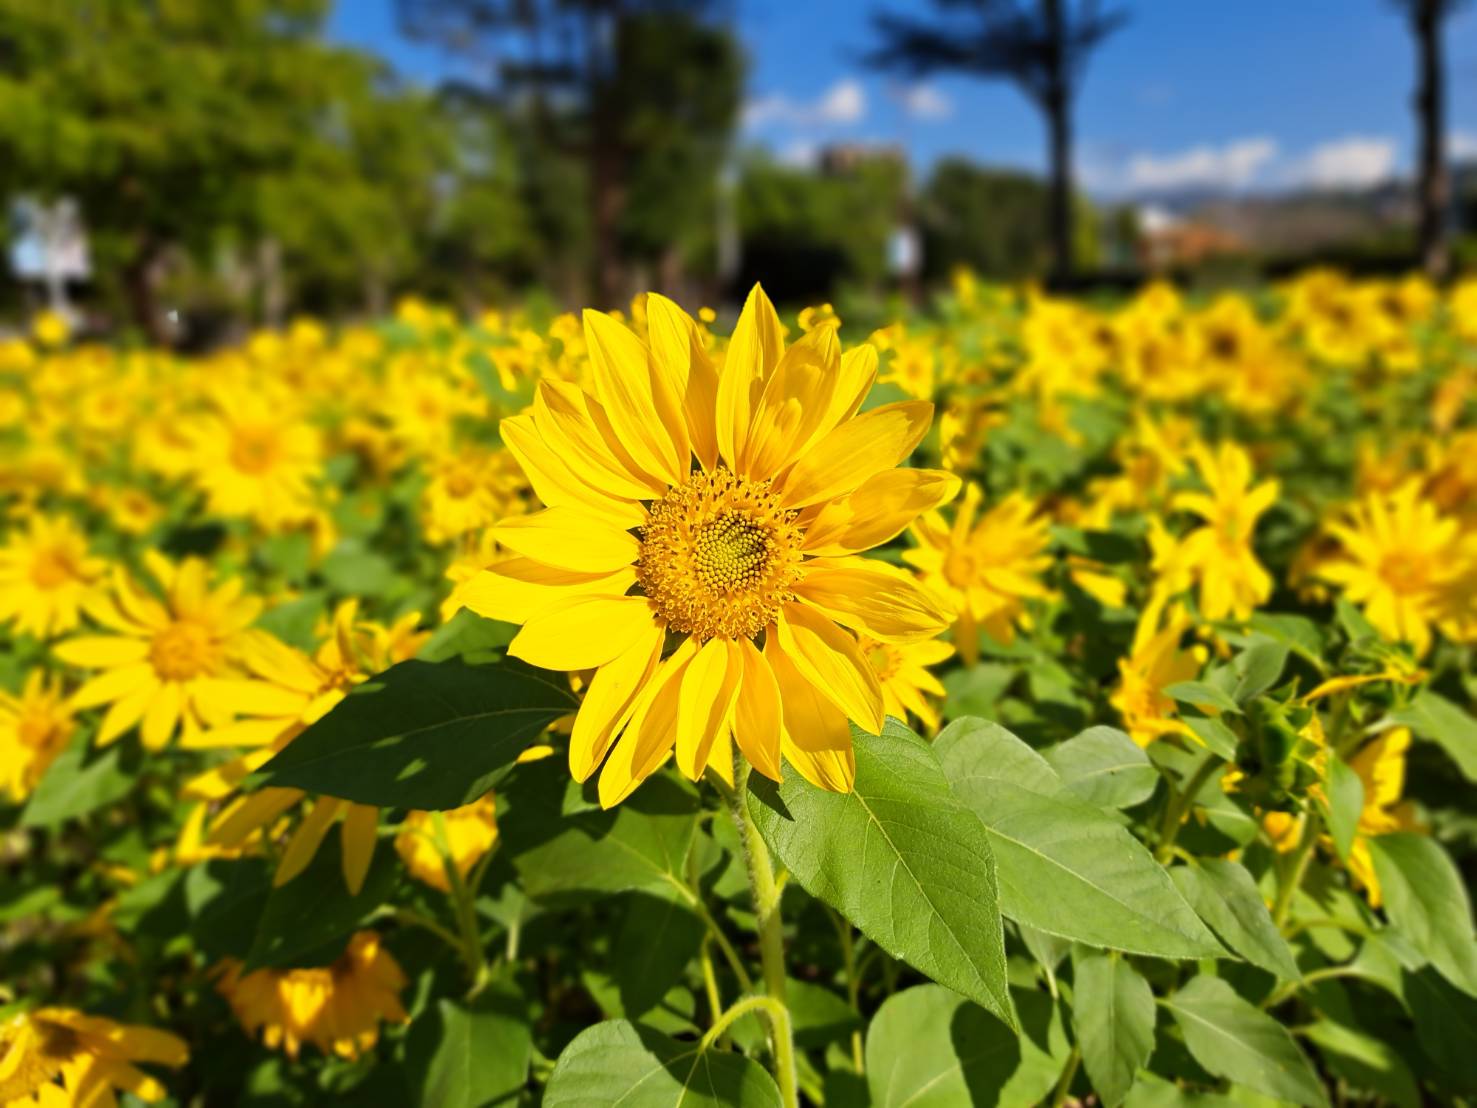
[4,269,1477,1108]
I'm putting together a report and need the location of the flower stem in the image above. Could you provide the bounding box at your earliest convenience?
[1272,814,1320,930]
[727,752,799,1108]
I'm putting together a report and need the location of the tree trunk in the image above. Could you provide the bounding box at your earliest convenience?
[1414,0,1450,280]
[1042,0,1075,286]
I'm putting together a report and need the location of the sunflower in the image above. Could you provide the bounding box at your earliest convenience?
[856,636,953,733]
[0,515,108,640]
[459,286,954,806]
[420,445,526,546]
[394,796,499,893]
[1316,482,1464,657]
[54,553,261,748]
[184,391,322,530]
[0,1006,187,1106]
[1110,606,1205,747]
[0,671,76,802]
[214,930,407,1061]
[902,484,1052,663]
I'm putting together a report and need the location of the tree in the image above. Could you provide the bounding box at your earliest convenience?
[397,0,742,306]
[1392,0,1469,280]
[868,0,1125,285]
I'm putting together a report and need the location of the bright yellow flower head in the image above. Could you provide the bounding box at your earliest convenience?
[55,552,261,748]
[461,286,956,806]
[0,671,75,803]
[1316,482,1464,658]
[420,445,526,546]
[903,484,1053,663]
[214,930,408,1060]
[1111,605,1205,747]
[185,391,322,530]
[0,515,108,640]
[394,796,499,892]
[0,1006,187,1106]
[856,636,953,734]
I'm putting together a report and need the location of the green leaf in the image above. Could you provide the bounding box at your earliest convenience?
[259,658,577,810]
[1179,715,1237,761]
[416,609,517,663]
[938,722,1222,960]
[942,663,1017,721]
[245,835,397,969]
[730,979,861,1053]
[1071,948,1156,1108]
[1170,860,1300,979]
[1301,1019,1419,1108]
[1322,754,1364,862]
[543,1020,781,1107]
[1404,966,1477,1088]
[1231,637,1288,704]
[612,887,706,1019]
[935,716,1058,794]
[1164,975,1328,1107]
[1163,682,1241,715]
[404,985,532,1108]
[499,759,700,902]
[749,719,1015,1027]
[320,544,397,595]
[1246,613,1326,670]
[1384,691,1477,782]
[865,985,1069,1108]
[21,731,136,829]
[1369,833,1477,996]
[1043,726,1158,809]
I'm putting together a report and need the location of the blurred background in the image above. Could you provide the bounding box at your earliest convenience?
[1,0,1475,346]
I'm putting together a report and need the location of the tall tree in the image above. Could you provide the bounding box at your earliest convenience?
[1393,0,1468,280]
[397,0,742,306]
[868,0,1125,284]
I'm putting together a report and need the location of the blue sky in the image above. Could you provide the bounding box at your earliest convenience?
[329,0,1477,195]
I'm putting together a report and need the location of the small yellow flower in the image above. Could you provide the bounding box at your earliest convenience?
[214,930,408,1060]
[0,1007,187,1106]
[0,515,107,640]
[394,796,499,892]
[857,636,953,733]
[185,392,322,530]
[30,310,70,349]
[54,553,261,748]
[1344,727,1420,907]
[0,671,75,803]
[420,445,525,546]
[1111,606,1205,747]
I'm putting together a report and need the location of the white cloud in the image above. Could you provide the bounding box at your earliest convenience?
[743,79,866,129]
[1118,138,1279,192]
[776,139,819,169]
[896,83,953,121]
[1450,130,1477,160]
[1285,136,1397,190]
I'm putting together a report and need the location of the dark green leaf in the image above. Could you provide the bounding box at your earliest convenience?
[1170,860,1300,979]
[1231,637,1288,704]
[749,720,1015,1027]
[1384,692,1477,782]
[1179,716,1237,761]
[1322,754,1364,862]
[612,887,706,1019]
[1301,1019,1419,1108]
[1071,948,1156,1108]
[1370,833,1477,996]
[259,658,577,810]
[404,984,531,1108]
[417,609,517,664]
[1163,682,1240,715]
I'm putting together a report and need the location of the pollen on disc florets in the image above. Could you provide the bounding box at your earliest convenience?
[637,468,805,642]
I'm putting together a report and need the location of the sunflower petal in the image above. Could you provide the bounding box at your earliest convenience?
[779,401,933,508]
[569,619,666,781]
[775,601,884,734]
[492,507,641,574]
[795,557,952,643]
[509,595,658,671]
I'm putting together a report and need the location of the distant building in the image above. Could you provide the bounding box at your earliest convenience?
[1136,205,1245,269]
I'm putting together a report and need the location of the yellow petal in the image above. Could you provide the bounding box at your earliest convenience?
[795,558,952,643]
[822,344,878,432]
[208,787,302,847]
[140,681,183,750]
[583,308,688,485]
[492,507,641,574]
[646,292,720,471]
[741,324,840,478]
[569,619,666,781]
[534,380,662,500]
[509,595,659,671]
[274,796,343,886]
[501,412,645,528]
[802,469,962,555]
[598,641,697,808]
[775,602,884,734]
[456,559,636,625]
[779,401,933,509]
[96,681,156,746]
[51,635,148,668]
[731,638,783,782]
[69,663,156,710]
[717,284,784,471]
[675,637,741,780]
[340,804,380,894]
[764,635,855,791]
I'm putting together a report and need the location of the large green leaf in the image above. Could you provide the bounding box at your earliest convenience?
[936,719,1222,960]
[1043,725,1158,809]
[612,887,707,1019]
[543,1020,781,1107]
[1170,860,1300,980]
[1370,833,1477,996]
[1164,976,1327,1107]
[499,758,700,902]
[749,720,1015,1027]
[21,730,136,829]
[1071,948,1155,1108]
[1405,966,1477,1089]
[1301,1019,1419,1108]
[865,985,1068,1108]
[1230,637,1288,705]
[403,984,532,1108]
[1384,691,1477,782]
[258,657,577,810]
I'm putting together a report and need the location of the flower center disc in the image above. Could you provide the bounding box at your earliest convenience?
[637,468,803,641]
[149,620,221,681]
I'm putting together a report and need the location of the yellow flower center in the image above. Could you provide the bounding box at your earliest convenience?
[18,709,65,752]
[150,620,221,681]
[637,468,804,642]
[0,1017,76,1101]
[862,639,900,680]
[229,427,281,475]
[1379,553,1426,594]
[444,468,477,499]
[29,547,79,590]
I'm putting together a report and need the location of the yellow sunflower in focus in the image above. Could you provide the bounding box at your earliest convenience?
[0,515,107,639]
[0,672,75,802]
[215,930,407,1060]
[54,553,261,748]
[0,1006,187,1107]
[394,796,499,893]
[460,287,955,806]
[903,485,1052,663]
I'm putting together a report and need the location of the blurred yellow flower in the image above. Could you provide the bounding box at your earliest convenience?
[857,635,953,733]
[0,515,107,640]
[394,796,499,893]
[0,1006,186,1106]
[0,671,75,803]
[1111,606,1204,747]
